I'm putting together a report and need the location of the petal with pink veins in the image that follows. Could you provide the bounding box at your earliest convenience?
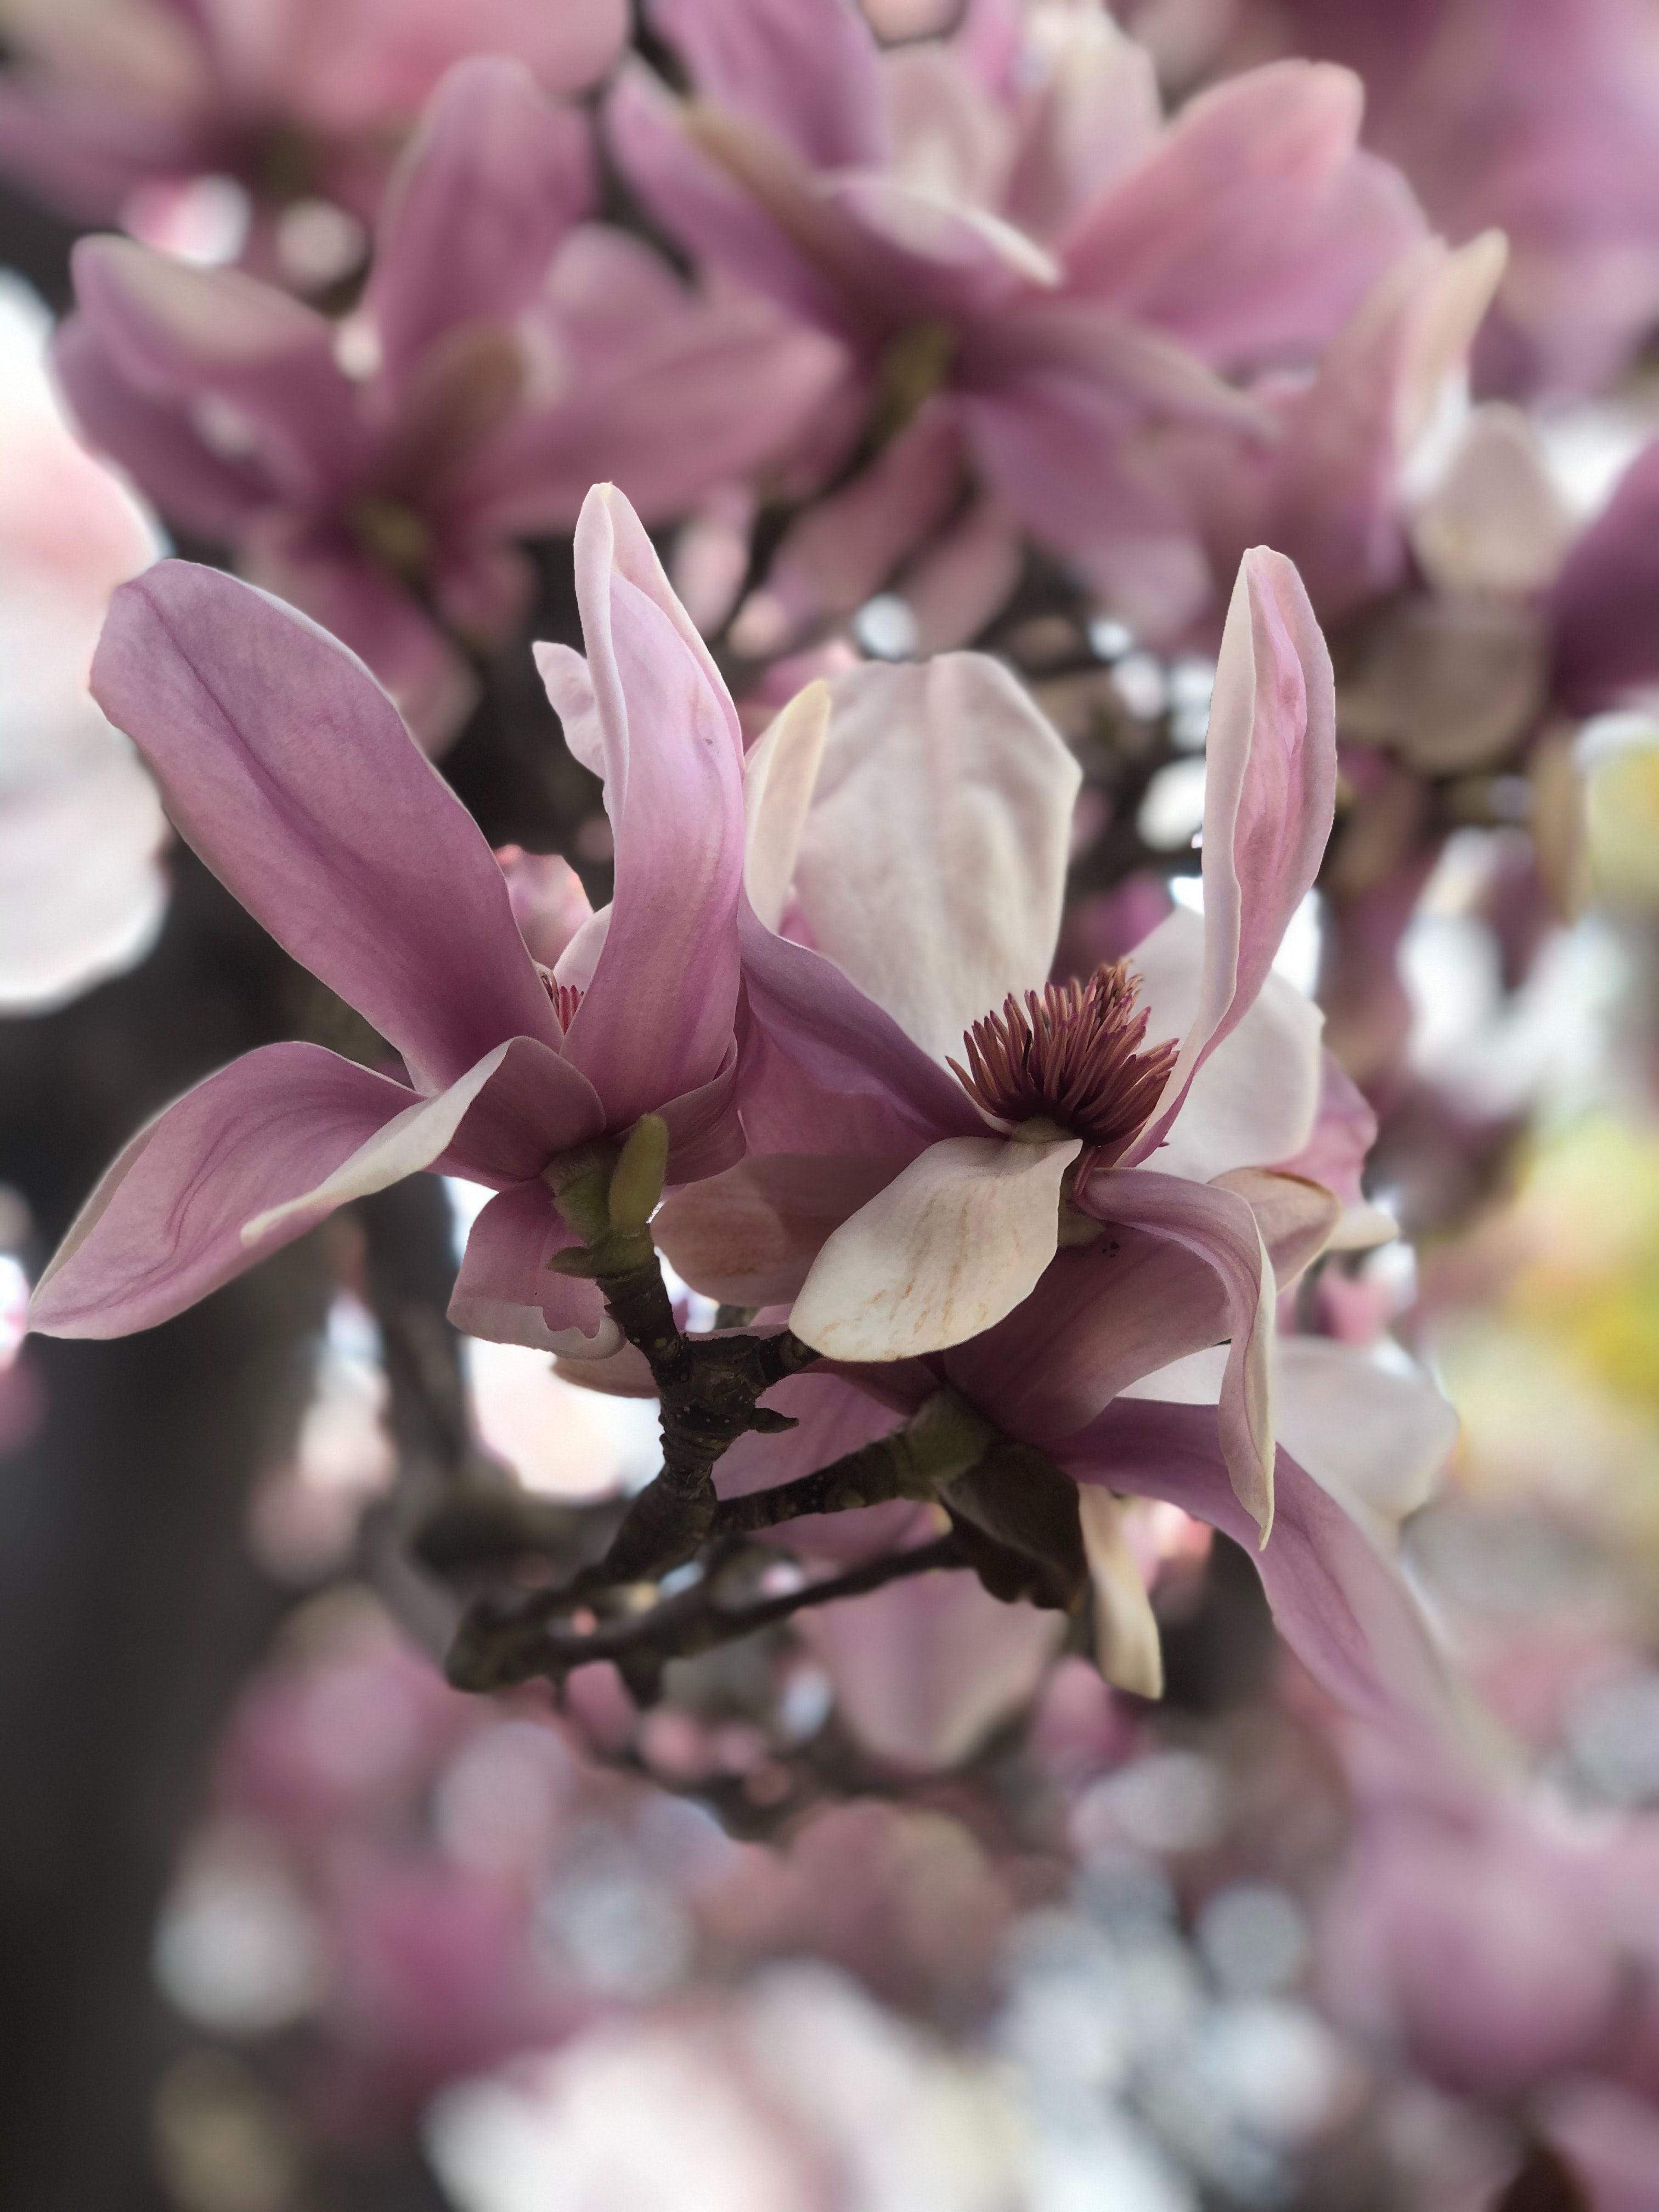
[1058,1398,1458,1742]
[91,562,561,1090]
[790,1133,1082,1363]
[1123,546,1335,1165]
[449,1180,617,1356]
[366,57,593,381]
[535,485,745,1126]
[242,1035,605,1242]
[788,653,1080,1065]
[736,902,984,1156]
[29,1043,420,1340]
[649,0,888,170]
[1078,1168,1274,1537]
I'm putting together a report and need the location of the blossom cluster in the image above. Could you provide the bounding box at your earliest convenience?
[9,1,1659,2206]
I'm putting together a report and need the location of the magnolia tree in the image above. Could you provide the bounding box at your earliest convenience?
[10,2,1659,2208]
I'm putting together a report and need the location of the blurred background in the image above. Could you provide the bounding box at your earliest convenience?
[7,3,1659,2208]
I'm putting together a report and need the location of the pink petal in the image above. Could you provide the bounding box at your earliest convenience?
[243,1036,605,1240]
[496,847,594,969]
[1059,64,1425,366]
[947,1229,1230,1448]
[737,902,984,1155]
[287,0,627,125]
[654,1152,912,1307]
[1122,546,1335,1164]
[1263,234,1508,619]
[365,58,592,382]
[466,229,847,534]
[53,314,273,541]
[1059,1399,1457,1740]
[649,0,887,170]
[758,404,966,641]
[29,1044,417,1340]
[1274,1050,1398,1250]
[535,485,746,1126]
[69,237,357,496]
[1079,1168,1274,1536]
[605,63,888,341]
[802,1570,1065,1771]
[91,562,561,1092]
[236,524,478,755]
[1550,433,1659,712]
[653,1045,747,1183]
[449,1180,617,1355]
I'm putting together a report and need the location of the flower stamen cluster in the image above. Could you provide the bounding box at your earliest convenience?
[949,962,1178,1159]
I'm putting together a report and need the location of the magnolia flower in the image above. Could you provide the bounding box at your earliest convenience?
[1231,0,1659,399]
[0,0,625,272]
[664,546,1340,1533]
[56,57,839,748]
[27,483,747,1353]
[610,0,1426,641]
[1318,1738,1659,2202]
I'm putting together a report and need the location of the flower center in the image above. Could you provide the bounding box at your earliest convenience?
[949,961,1180,1159]
[541,970,584,1032]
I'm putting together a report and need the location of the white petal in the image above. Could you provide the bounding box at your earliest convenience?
[742,678,830,930]
[790,1133,1080,1361]
[1274,1338,1458,1548]
[1078,1489,1164,1698]
[1121,1338,1458,1553]
[792,655,1080,1063]
[1133,907,1324,1180]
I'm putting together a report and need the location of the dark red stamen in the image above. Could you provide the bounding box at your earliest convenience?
[949,960,1179,1160]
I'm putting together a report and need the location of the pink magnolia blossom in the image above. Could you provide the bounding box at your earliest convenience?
[0,0,626,270]
[27,483,748,1355]
[671,546,1340,1532]
[1233,0,1659,400]
[55,57,840,749]
[1319,1743,1659,2205]
[651,548,1459,1735]
[609,0,1427,642]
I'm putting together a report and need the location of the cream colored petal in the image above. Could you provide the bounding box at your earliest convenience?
[789,1133,1081,1362]
[1412,402,1573,598]
[1274,1338,1458,1549]
[1133,907,1324,1180]
[1078,1488,1164,1699]
[742,678,831,930]
[792,655,1080,1063]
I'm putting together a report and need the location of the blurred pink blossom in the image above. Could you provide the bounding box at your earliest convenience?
[611,0,1426,642]
[55,57,840,747]
[28,486,749,1352]
[0,0,627,281]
